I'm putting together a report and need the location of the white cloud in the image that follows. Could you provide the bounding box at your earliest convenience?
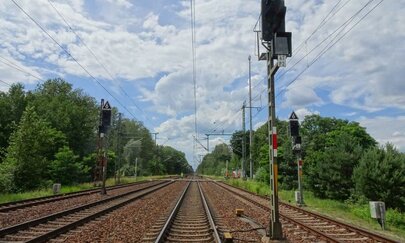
[105,0,133,9]
[359,116,405,152]
[294,108,319,120]
[1,0,404,168]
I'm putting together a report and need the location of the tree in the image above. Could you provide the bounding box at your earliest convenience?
[353,144,405,211]
[2,106,66,191]
[108,115,155,176]
[148,157,165,175]
[230,130,250,158]
[298,115,377,200]
[49,146,90,185]
[28,78,98,157]
[0,83,27,161]
[196,143,232,176]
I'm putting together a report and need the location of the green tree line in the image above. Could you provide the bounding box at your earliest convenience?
[197,115,405,211]
[0,78,192,193]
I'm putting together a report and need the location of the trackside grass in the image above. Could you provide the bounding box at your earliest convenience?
[223,178,405,241]
[0,175,173,204]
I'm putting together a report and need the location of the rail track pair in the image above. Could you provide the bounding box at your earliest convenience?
[212,181,398,243]
[143,181,221,243]
[0,180,173,242]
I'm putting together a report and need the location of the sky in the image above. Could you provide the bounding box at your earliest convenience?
[0,0,404,169]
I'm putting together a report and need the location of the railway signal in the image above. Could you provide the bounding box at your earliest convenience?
[96,99,112,195]
[261,0,286,41]
[289,111,304,206]
[258,0,292,240]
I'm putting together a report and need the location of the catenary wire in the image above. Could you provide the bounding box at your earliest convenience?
[209,1,352,136]
[47,0,156,129]
[0,79,12,87]
[251,0,383,120]
[252,0,377,107]
[11,0,140,121]
[0,55,44,81]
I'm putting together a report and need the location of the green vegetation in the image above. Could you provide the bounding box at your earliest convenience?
[197,114,405,213]
[224,178,405,240]
[0,79,193,194]
[0,175,170,204]
[197,144,232,176]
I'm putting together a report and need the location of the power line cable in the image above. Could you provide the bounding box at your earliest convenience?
[276,0,381,98]
[210,2,350,135]
[215,1,379,131]
[47,0,155,129]
[0,55,44,81]
[205,2,350,134]
[278,0,373,82]
[251,0,383,120]
[253,0,377,106]
[189,0,199,164]
[0,79,12,87]
[11,0,139,121]
[287,0,350,65]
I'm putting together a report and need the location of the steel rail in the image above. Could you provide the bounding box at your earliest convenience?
[214,181,399,243]
[211,181,339,242]
[198,181,222,243]
[154,181,191,243]
[0,180,172,239]
[24,181,173,243]
[0,180,161,213]
[280,203,398,243]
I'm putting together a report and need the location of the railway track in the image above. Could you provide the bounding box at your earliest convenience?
[143,180,221,243]
[212,181,398,243]
[0,179,163,213]
[0,180,174,243]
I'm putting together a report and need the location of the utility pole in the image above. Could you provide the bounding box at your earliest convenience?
[116,113,122,184]
[204,133,233,154]
[151,132,158,147]
[242,101,246,178]
[226,160,229,178]
[134,157,138,181]
[206,134,210,152]
[248,55,253,179]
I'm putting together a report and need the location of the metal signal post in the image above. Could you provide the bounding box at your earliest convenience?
[95,99,112,195]
[259,0,292,239]
[266,50,283,239]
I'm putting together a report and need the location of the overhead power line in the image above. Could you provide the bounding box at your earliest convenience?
[11,0,139,121]
[190,0,199,164]
[287,0,351,66]
[276,0,383,98]
[47,0,155,129]
[209,2,351,136]
[0,79,12,87]
[251,0,383,119]
[0,55,44,81]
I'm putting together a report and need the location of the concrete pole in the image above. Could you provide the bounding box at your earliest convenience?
[135,157,138,182]
[248,55,253,179]
[242,101,246,178]
[117,113,122,184]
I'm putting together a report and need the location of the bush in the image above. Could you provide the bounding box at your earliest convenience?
[0,161,16,193]
[255,166,269,183]
[353,144,405,211]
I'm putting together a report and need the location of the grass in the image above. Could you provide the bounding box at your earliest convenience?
[223,178,405,242]
[0,175,173,204]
